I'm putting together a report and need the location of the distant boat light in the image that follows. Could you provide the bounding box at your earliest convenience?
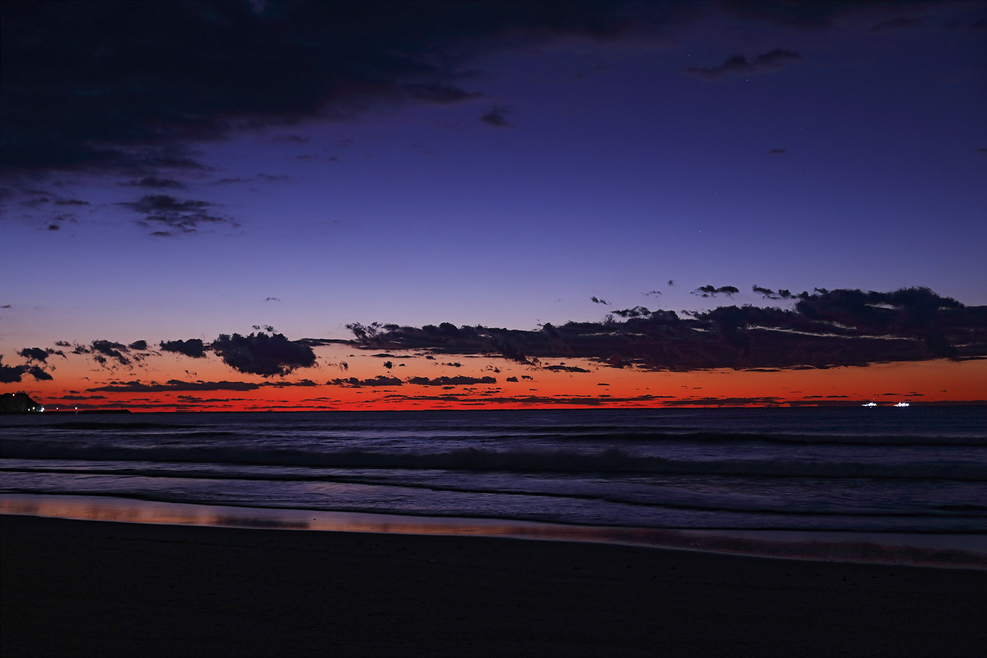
[895,402,910,407]
[862,402,877,407]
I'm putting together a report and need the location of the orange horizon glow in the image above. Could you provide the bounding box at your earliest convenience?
[7,343,985,412]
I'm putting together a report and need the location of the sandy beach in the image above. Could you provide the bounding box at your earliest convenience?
[2,515,985,657]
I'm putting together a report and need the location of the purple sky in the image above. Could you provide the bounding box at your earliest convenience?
[2,0,985,357]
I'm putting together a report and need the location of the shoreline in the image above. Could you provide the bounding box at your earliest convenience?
[3,513,986,657]
[3,493,986,570]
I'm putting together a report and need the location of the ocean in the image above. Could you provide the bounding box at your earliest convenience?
[2,407,985,566]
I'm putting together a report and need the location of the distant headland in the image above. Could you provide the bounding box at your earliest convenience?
[0,392,130,415]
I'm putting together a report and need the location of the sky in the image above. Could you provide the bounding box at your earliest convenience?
[2,0,986,411]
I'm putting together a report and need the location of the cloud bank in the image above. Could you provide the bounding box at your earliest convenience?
[345,288,987,371]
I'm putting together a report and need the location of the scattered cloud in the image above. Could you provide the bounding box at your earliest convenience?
[212,332,317,377]
[89,379,262,393]
[684,49,802,80]
[159,338,207,359]
[343,287,986,371]
[17,347,64,363]
[769,148,787,155]
[591,296,609,305]
[328,375,403,388]
[271,135,309,144]
[26,365,53,381]
[543,364,591,373]
[406,84,483,104]
[752,285,796,300]
[480,105,513,128]
[118,195,239,236]
[407,376,497,386]
[611,306,650,319]
[120,177,187,189]
[90,339,132,366]
[693,285,740,298]
[0,356,51,383]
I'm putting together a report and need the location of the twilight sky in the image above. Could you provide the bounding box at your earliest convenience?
[2,1,986,411]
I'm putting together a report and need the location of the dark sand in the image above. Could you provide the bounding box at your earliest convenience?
[2,515,984,657]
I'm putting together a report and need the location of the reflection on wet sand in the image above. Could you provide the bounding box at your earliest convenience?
[2,493,984,569]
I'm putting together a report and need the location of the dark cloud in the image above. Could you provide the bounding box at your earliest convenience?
[611,306,650,318]
[343,287,986,371]
[121,177,187,189]
[265,297,281,302]
[328,375,403,388]
[591,296,609,305]
[480,105,514,128]
[53,199,89,206]
[693,285,740,298]
[159,338,207,359]
[128,340,148,351]
[90,339,131,366]
[479,105,513,128]
[258,174,288,182]
[47,224,60,231]
[264,379,319,388]
[26,366,52,381]
[0,356,26,383]
[18,347,53,362]
[118,195,239,236]
[752,285,796,300]
[407,376,497,386]
[0,355,52,382]
[768,148,787,155]
[212,332,317,377]
[684,48,802,80]
[2,2,637,179]
[271,135,309,144]
[406,84,483,104]
[89,379,262,393]
[543,364,591,373]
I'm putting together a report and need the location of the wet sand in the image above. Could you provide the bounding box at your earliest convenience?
[2,514,985,657]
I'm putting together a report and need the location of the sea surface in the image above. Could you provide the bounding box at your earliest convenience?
[2,407,986,564]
